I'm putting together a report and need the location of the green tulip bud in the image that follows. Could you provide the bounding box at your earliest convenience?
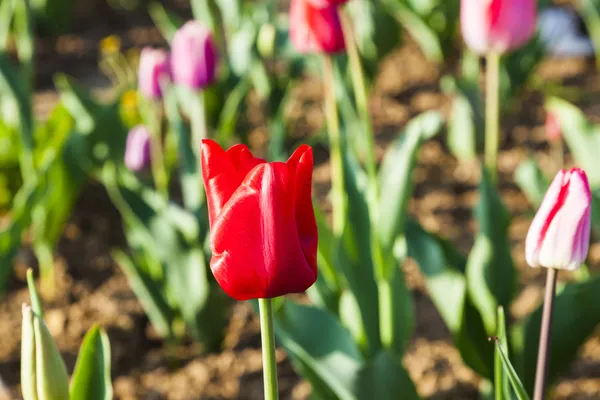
[257,23,276,59]
[21,304,70,400]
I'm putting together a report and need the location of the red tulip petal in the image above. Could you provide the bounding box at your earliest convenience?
[287,145,318,277]
[210,163,317,300]
[201,139,264,225]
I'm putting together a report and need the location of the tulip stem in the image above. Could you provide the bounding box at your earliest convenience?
[533,267,558,400]
[485,52,501,184]
[259,298,279,400]
[323,56,346,235]
[339,9,378,201]
[149,101,169,198]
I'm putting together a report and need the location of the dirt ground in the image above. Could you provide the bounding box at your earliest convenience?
[1,1,600,399]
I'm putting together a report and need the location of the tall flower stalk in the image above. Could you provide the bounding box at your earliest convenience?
[525,169,591,399]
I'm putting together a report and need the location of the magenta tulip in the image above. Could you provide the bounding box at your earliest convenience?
[138,48,170,99]
[124,125,152,172]
[461,0,537,54]
[545,112,562,142]
[170,21,218,90]
[526,168,591,271]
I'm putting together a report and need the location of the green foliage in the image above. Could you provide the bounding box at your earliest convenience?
[70,326,113,400]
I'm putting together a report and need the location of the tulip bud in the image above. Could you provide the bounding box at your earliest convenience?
[138,48,170,99]
[526,168,591,271]
[545,112,562,142]
[290,0,345,54]
[171,21,218,90]
[461,0,537,55]
[124,125,152,172]
[257,23,276,59]
[21,304,70,400]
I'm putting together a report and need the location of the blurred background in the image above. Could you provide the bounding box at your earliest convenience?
[0,0,600,399]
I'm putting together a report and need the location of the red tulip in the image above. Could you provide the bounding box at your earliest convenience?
[290,0,345,54]
[526,168,591,271]
[201,139,318,300]
[461,0,536,54]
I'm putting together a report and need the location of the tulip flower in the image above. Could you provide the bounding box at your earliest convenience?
[290,0,345,54]
[171,21,218,90]
[124,125,152,172]
[525,168,591,271]
[306,0,348,7]
[545,112,562,141]
[461,0,537,55]
[138,48,170,99]
[21,304,70,400]
[201,139,318,300]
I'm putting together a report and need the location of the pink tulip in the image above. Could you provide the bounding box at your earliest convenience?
[170,21,218,90]
[526,169,591,271]
[545,112,562,141]
[306,0,348,7]
[138,48,170,99]
[461,0,537,54]
[290,0,345,54]
[125,125,152,172]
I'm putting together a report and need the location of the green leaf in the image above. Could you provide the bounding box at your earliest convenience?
[274,300,364,400]
[26,269,43,318]
[466,170,516,335]
[377,110,442,253]
[148,2,182,42]
[0,0,13,52]
[545,97,600,188]
[495,307,512,400]
[347,0,402,78]
[494,336,530,400]
[388,3,443,63]
[441,52,484,161]
[514,158,550,209]
[70,325,113,400]
[355,350,419,400]
[338,149,381,356]
[113,250,174,339]
[405,219,493,379]
[518,273,600,394]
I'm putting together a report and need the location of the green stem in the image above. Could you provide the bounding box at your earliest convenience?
[190,90,208,192]
[484,52,501,184]
[340,9,378,201]
[377,278,393,349]
[34,242,55,298]
[259,298,279,400]
[148,101,169,198]
[323,56,346,235]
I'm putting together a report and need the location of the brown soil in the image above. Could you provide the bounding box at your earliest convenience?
[1,2,600,399]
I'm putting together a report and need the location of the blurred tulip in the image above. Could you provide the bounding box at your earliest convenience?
[526,168,591,271]
[124,125,152,172]
[306,0,348,7]
[545,112,562,141]
[461,0,537,54]
[201,139,318,300]
[171,21,218,90]
[21,305,70,400]
[138,47,170,99]
[290,0,345,54]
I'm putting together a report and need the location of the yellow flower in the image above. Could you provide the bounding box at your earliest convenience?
[100,35,122,56]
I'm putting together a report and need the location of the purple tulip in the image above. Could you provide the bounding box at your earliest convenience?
[138,48,170,99]
[125,125,152,172]
[170,21,218,90]
[526,168,591,271]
